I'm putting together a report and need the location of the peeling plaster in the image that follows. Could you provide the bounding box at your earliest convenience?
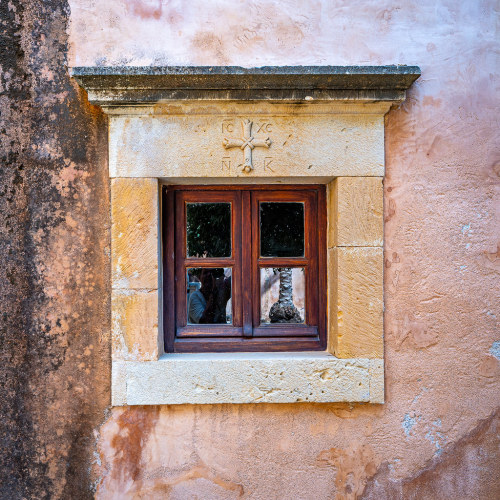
[490,341,500,361]
[402,413,419,438]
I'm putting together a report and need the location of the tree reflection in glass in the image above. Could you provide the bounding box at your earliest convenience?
[260,268,305,324]
[260,202,305,324]
[186,203,231,258]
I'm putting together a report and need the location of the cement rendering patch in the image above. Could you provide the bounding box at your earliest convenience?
[112,353,383,405]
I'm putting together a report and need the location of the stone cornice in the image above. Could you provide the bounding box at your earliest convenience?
[71,65,420,106]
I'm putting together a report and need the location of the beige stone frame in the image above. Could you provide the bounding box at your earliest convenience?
[72,66,421,404]
[105,100,388,405]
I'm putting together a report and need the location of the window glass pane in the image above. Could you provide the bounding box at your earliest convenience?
[186,203,231,257]
[260,267,305,324]
[187,268,232,324]
[260,202,304,257]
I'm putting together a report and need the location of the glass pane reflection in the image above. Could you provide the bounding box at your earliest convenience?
[187,268,232,324]
[260,202,304,257]
[260,267,305,324]
[186,203,231,258]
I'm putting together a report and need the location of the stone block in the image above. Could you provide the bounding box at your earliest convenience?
[112,289,160,361]
[120,353,372,405]
[332,247,384,358]
[111,361,127,406]
[369,358,385,403]
[108,105,385,179]
[111,177,159,290]
[327,247,339,355]
[329,177,383,247]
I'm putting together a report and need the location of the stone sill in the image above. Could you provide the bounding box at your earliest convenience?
[112,353,384,406]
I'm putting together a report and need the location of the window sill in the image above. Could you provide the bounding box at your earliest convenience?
[112,353,384,405]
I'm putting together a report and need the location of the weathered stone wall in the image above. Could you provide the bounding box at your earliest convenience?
[0,1,109,498]
[1,1,499,498]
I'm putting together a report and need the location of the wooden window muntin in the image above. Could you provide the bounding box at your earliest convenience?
[163,185,326,353]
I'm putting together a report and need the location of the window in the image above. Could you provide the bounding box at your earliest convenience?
[73,65,415,404]
[163,185,327,352]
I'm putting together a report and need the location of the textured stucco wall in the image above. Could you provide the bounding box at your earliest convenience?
[1,1,499,498]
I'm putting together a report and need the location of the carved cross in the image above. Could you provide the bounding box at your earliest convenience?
[223,119,271,173]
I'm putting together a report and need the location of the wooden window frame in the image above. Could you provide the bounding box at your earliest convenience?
[163,185,327,353]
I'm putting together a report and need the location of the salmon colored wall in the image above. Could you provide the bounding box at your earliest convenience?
[0,1,497,498]
[70,2,498,497]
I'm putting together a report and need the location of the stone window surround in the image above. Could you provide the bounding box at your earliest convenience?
[73,66,420,405]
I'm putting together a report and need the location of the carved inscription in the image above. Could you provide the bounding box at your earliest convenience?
[256,122,272,133]
[264,157,274,172]
[222,121,234,134]
[222,119,272,173]
[222,157,231,172]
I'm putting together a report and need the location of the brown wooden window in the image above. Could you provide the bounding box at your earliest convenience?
[163,185,326,352]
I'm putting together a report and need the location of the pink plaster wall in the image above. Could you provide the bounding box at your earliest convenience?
[68,1,500,498]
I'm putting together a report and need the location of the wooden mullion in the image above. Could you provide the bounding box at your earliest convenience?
[317,186,327,348]
[184,258,235,267]
[173,337,323,353]
[163,187,176,353]
[251,191,261,331]
[242,190,253,337]
[232,191,242,328]
[257,257,308,267]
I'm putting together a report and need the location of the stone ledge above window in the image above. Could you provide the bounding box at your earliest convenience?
[71,65,420,105]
